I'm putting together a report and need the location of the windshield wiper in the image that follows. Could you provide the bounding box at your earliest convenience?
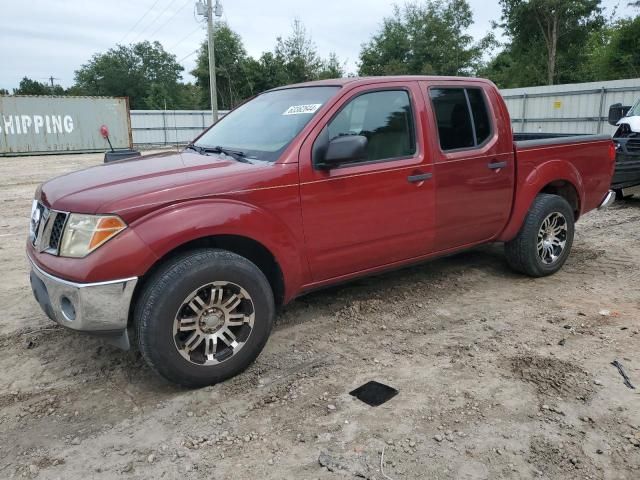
[184,143,206,155]
[208,146,252,163]
[185,143,252,163]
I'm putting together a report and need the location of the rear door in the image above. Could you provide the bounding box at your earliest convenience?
[422,82,514,250]
[298,82,435,281]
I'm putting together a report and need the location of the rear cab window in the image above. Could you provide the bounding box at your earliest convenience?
[430,87,493,151]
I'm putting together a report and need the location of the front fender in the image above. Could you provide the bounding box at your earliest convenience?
[498,159,584,242]
[131,198,307,302]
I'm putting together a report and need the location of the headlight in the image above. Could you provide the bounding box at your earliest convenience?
[59,214,127,258]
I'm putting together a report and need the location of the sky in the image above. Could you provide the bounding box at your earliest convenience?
[0,0,632,91]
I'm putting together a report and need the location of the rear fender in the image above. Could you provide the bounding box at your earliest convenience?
[498,159,584,242]
[131,199,306,302]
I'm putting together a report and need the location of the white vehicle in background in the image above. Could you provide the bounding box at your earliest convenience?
[609,100,640,197]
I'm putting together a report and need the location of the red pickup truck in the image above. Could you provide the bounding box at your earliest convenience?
[28,76,615,387]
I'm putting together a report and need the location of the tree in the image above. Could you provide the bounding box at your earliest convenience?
[74,41,183,109]
[243,52,289,94]
[192,23,252,110]
[0,88,8,95]
[193,21,343,108]
[274,19,323,83]
[358,1,493,77]
[485,0,604,87]
[318,52,345,79]
[13,77,65,95]
[584,16,640,80]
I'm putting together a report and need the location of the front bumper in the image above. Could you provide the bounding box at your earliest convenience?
[598,190,616,210]
[28,256,138,349]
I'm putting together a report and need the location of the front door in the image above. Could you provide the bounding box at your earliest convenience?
[298,82,435,282]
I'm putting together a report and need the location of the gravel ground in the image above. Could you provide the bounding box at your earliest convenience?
[0,152,638,480]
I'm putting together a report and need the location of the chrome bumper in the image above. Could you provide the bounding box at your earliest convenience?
[28,256,138,348]
[598,190,616,210]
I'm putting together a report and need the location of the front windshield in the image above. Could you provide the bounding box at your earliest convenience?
[627,98,640,117]
[195,86,339,162]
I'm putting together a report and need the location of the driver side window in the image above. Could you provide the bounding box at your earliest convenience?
[327,90,416,162]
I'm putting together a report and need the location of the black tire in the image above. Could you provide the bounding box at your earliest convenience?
[134,249,275,388]
[505,194,575,277]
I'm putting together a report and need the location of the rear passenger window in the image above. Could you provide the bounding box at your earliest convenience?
[328,90,416,162]
[430,87,492,151]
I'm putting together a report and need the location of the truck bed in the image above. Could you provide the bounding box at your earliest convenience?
[512,133,614,215]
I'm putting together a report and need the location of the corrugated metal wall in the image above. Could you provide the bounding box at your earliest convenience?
[130,110,228,146]
[501,78,640,135]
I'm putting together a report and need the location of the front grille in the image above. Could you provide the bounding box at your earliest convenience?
[31,202,69,255]
[48,213,67,251]
[626,139,640,154]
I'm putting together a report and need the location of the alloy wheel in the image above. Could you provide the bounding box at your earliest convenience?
[537,212,568,265]
[173,281,255,365]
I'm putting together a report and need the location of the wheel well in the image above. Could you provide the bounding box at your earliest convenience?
[130,235,285,323]
[540,181,580,220]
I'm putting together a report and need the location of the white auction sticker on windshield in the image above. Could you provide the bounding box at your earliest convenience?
[282,104,322,115]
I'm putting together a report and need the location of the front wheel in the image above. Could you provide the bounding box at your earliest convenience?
[134,249,275,388]
[505,194,575,277]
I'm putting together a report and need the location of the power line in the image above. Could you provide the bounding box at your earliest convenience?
[148,0,192,38]
[117,0,164,45]
[177,49,199,64]
[130,0,181,44]
[168,24,204,50]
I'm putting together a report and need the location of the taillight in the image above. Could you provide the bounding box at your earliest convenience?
[609,142,616,163]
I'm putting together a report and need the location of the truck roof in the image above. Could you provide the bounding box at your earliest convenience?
[270,75,495,91]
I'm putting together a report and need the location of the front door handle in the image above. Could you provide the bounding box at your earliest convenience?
[407,173,433,183]
[488,161,507,170]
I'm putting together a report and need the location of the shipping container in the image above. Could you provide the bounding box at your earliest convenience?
[501,78,640,136]
[0,95,132,156]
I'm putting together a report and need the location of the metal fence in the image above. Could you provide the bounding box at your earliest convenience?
[501,78,640,136]
[130,110,229,147]
[130,78,640,145]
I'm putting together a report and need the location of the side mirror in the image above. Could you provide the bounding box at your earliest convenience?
[314,133,368,169]
[608,103,632,126]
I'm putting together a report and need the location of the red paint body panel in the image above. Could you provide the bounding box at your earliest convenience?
[298,81,435,281]
[498,139,615,241]
[29,76,615,305]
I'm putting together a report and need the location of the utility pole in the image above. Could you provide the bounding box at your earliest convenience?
[47,76,60,88]
[203,0,222,122]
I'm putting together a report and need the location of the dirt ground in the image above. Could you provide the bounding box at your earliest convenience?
[0,152,638,480]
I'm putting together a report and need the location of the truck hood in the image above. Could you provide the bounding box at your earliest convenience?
[40,151,268,221]
[617,116,640,132]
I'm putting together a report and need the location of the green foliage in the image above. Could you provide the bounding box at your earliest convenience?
[274,19,323,83]
[584,16,640,80]
[192,20,344,110]
[13,77,65,96]
[13,4,639,108]
[482,0,604,87]
[74,41,183,109]
[358,1,493,76]
[318,52,345,80]
[192,24,253,109]
[243,53,289,95]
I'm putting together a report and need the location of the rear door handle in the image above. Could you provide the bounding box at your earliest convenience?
[488,161,507,170]
[407,173,432,183]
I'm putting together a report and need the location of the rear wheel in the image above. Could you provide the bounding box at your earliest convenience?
[505,194,575,277]
[134,249,274,388]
